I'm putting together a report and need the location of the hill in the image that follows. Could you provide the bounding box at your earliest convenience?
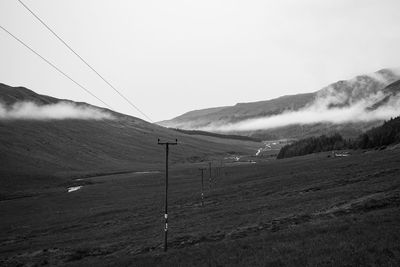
[170,128,262,142]
[1,144,399,266]
[158,68,400,139]
[2,86,400,267]
[277,115,400,159]
[159,92,315,129]
[358,116,400,149]
[0,84,60,105]
[0,83,261,197]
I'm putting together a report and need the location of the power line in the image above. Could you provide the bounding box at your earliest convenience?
[0,24,112,109]
[17,0,153,122]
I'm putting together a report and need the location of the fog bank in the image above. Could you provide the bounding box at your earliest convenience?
[0,101,114,120]
[200,91,400,132]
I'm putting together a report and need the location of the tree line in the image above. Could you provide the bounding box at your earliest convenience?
[277,116,400,159]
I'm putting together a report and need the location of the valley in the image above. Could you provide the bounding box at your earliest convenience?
[2,1,400,265]
[1,69,400,266]
[1,147,399,266]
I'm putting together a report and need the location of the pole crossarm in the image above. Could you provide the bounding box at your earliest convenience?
[157,139,178,145]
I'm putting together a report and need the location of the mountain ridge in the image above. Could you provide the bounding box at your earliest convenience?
[158,68,400,139]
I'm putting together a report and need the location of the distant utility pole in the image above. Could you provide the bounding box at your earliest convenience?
[209,161,212,190]
[199,168,206,206]
[214,167,218,186]
[158,138,178,252]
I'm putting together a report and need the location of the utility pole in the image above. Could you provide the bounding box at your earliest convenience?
[208,161,212,190]
[214,167,218,186]
[158,138,178,252]
[199,168,206,206]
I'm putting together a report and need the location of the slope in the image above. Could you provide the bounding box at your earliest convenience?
[0,83,261,195]
[159,68,400,139]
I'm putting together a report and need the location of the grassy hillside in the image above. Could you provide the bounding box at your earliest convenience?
[358,116,400,149]
[1,148,399,266]
[234,121,382,141]
[277,116,400,159]
[0,83,59,105]
[159,92,315,129]
[171,128,262,142]
[0,84,261,196]
[2,83,400,266]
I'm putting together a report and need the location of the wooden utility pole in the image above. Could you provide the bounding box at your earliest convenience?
[158,138,178,252]
[214,167,218,186]
[208,161,212,190]
[199,168,206,206]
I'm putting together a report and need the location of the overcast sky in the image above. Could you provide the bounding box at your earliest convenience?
[1,0,400,122]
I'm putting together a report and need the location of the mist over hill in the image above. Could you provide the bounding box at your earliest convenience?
[159,68,400,139]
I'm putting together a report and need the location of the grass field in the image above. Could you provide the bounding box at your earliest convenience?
[0,118,261,200]
[1,148,400,266]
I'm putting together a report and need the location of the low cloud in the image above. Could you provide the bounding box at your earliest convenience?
[196,70,400,132]
[391,67,400,76]
[0,101,114,120]
[199,91,400,132]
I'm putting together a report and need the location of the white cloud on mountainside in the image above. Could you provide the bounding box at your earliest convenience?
[200,89,400,132]
[0,101,114,120]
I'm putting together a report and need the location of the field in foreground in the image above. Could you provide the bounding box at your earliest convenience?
[1,148,400,266]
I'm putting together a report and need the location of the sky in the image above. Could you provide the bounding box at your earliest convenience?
[1,0,400,122]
